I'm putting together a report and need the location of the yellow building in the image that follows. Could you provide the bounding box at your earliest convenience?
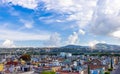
[0,64,4,72]
[52,66,61,72]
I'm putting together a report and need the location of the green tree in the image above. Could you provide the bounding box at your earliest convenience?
[88,65,90,74]
[110,57,113,69]
[20,54,31,62]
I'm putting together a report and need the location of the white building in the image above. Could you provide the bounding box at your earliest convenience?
[60,52,72,57]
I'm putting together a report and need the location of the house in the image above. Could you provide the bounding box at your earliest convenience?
[84,59,107,74]
[85,59,107,70]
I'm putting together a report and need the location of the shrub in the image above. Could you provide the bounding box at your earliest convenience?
[41,71,56,74]
[108,68,113,71]
[104,71,110,74]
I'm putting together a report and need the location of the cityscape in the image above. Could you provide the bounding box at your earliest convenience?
[0,0,120,74]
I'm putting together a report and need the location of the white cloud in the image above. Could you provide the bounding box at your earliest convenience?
[79,29,85,35]
[0,29,50,40]
[42,0,96,13]
[67,29,85,45]
[89,0,120,37]
[44,32,61,47]
[41,0,74,12]
[41,0,97,28]
[2,0,39,9]
[88,40,106,49]
[41,0,120,39]
[89,40,99,48]
[2,39,15,48]
[111,30,120,38]
[20,19,33,29]
[1,0,120,46]
[67,32,79,45]
[2,0,120,38]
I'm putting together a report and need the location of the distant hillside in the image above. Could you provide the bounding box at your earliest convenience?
[61,45,89,49]
[94,43,120,50]
[61,43,120,50]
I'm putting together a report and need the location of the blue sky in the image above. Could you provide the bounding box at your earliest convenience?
[0,0,120,47]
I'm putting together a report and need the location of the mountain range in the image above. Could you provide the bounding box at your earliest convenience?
[61,43,120,50]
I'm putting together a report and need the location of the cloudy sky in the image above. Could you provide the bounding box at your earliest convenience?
[0,0,120,47]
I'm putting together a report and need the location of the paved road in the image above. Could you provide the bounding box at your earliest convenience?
[112,64,120,74]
